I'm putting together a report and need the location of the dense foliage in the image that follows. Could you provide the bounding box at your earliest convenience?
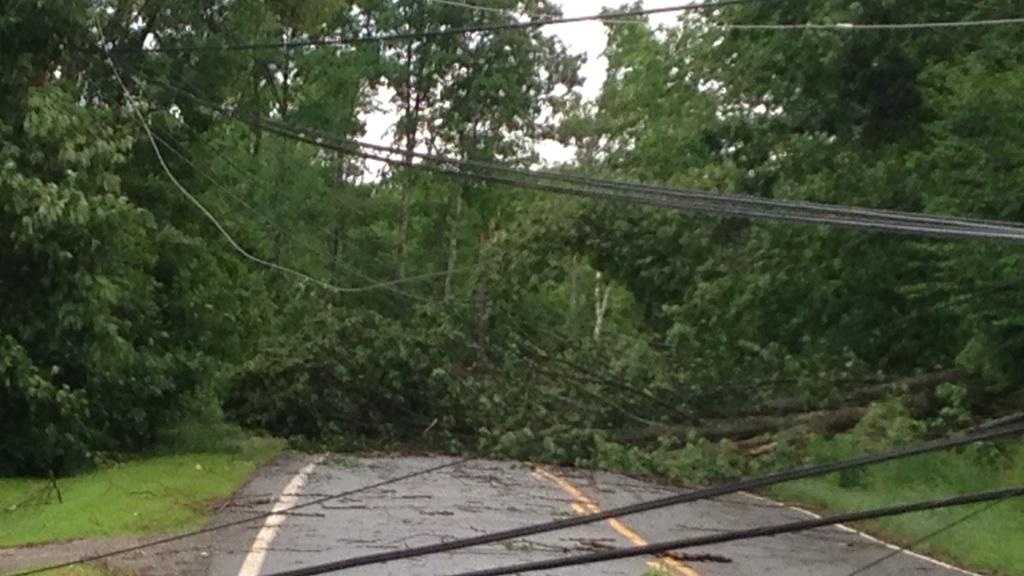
[2,0,1022,475]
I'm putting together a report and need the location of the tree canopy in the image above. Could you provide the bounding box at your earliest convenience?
[2,0,1022,475]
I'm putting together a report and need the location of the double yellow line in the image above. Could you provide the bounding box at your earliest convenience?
[531,467,700,576]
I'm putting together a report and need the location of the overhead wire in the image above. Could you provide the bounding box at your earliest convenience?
[842,501,1002,576]
[137,75,1023,242]
[148,125,440,304]
[120,0,764,53]
[139,57,1024,244]
[105,58,473,297]
[336,128,1024,239]
[251,421,1024,576]
[144,86,446,303]
[106,1,1024,58]
[706,17,1024,31]
[427,0,1024,32]
[443,486,1024,576]
[249,116,1024,243]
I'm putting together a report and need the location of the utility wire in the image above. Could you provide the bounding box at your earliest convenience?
[145,76,1024,243]
[332,128,1024,237]
[428,0,1024,31]
[843,501,1001,576]
[706,17,1024,31]
[116,2,1024,55]
[443,487,1024,576]
[148,126,443,304]
[253,118,1024,243]
[104,55,468,296]
[148,80,1020,240]
[252,421,1024,576]
[122,0,762,53]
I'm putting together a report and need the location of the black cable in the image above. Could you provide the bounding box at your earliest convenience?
[251,422,1024,576]
[444,487,1024,576]
[10,457,473,576]
[316,129,1024,239]
[843,501,1000,576]
[148,126,440,304]
[258,120,1024,243]
[141,76,1024,243]
[123,0,764,54]
[211,97,1024,237]
[346,135,1024,236]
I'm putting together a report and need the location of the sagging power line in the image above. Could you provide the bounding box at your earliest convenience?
[243,113,1024,243]
[140,73,1024,244]
[104,51,469,297]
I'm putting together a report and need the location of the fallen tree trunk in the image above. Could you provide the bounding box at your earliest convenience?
[617,406,870,444]
[616,370,963,444]
[732,370,964,418]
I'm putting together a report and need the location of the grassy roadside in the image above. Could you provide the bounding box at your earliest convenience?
[768,441,1024,576]
[0,435,283,549]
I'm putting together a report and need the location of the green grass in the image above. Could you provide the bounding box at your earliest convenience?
[769,441,1024,576]
[0,436,283,548]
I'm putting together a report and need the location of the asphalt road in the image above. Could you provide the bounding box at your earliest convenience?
[202,455,979,576]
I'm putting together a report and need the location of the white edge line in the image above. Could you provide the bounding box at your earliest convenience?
[739,492,983,576]
[237,456,327,576]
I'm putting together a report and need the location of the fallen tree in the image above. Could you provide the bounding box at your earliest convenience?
[615,370,966,445]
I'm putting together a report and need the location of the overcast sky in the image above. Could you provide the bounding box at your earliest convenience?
[362,0,685,168]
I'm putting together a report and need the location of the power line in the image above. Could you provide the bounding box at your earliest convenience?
[148,126,446,304]
[843,501,1001,576]
[145,79,1018,241]
[10,457,472,576]
[116,2,1024,55]
[123,0,763,53]
[143,75,1024,243]
[105,55,471,296]
[427,0,1024,31]
[251,421,1024,576]
[347,133,1024,238]
[444,486,1024,576]
[254,118,1024,243]
[707,17,1024,31]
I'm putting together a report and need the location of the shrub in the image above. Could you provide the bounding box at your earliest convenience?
[226,305,460,444]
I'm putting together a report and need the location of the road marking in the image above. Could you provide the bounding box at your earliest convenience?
[532,467,700,576]
[741,492,983,576]
[238,456,325,576]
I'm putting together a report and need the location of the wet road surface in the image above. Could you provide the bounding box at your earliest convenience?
[206,455,979,576]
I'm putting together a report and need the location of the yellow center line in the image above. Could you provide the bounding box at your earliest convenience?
[531,467,701,576]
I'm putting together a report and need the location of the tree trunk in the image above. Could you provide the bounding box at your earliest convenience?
[733,370,965,418]
[617,406,871,445]
[474,229,493,362]
[593,272,612,341]
[395,45,426,281]
[444,191,464,299]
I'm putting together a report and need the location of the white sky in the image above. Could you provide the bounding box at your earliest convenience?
[362,0,685,168]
